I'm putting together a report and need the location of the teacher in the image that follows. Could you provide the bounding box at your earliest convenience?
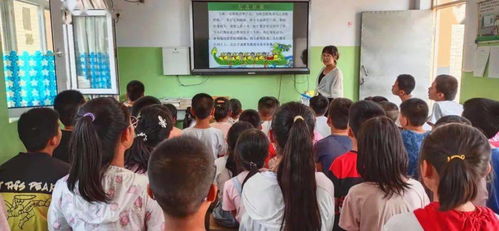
[316,46,343,99]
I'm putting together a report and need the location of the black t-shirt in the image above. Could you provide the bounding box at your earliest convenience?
[0,152,70,230]
[53,130,72,163]
[318,71,326,84]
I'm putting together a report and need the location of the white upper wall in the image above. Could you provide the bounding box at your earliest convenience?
[114,0,415,47]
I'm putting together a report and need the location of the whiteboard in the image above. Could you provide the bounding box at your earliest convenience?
[359,10,434,104]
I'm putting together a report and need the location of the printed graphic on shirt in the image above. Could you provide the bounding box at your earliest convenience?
[2,192,51,231]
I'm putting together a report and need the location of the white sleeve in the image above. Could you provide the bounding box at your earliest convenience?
[383,213,423,231]
[330,69,343,98]
[144,193,165,231]
[47,180,71,231]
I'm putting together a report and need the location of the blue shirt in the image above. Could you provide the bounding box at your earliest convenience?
[401,130,430,179]
[314,134,352,174]
[487,148,499,213]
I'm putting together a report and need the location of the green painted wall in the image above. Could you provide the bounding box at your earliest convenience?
[460,71,499,103]
[117,46,360,109]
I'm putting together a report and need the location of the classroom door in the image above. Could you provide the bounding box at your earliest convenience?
[359,10,434,104]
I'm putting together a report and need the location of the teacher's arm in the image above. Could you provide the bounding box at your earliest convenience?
[329,69,344,98]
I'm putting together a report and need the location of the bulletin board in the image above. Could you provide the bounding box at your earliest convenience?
[477,0,499,42]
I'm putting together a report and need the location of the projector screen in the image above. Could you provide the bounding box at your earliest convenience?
[191,0,310,75]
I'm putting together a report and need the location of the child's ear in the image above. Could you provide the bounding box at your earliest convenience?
[327,116,333,128]
[347,127,354,138]
[207,184,217,202]
[487,163,493,176]
[437,92,446,101]
[147,184,155,200]
[399,115,408,127]
[49,128,62,147]
[122,125,134,147]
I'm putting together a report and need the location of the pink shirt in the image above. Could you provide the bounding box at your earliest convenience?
[222,171,249,222]
[168,127,183,138]
[0,195,9,231]
[211,121,232,139]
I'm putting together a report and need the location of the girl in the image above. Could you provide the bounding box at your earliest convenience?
[47,97,163,230]
[222,129,269,222]
[339,117,429,231]
[211,97,233,138]
[229,98,242,124]
[125,104,173,174]
[316,46,343,99]
[240,102,335,231]
[384,123,499,230]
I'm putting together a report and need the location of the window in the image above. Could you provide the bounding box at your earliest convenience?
[0,0,57,108]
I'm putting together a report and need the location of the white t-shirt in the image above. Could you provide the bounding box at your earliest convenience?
[214,156,233,199]
[428,101,463,124]
[240,171,335,231]
[383,213,423,231]
[315,116,330,138]
[183,127,226,158]
[339,179,430,231]
[261,120,272,138]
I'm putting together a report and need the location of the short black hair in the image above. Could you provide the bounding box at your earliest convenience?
[309,95,329,116]
[400,98,429,126]
[327,98,352,130]
[239,109,261,128]
[435,115,471,128]
[364,96,389,103]
[53,90,85,127]
[214,97,231,121]
[435,75,458,101]
[18,108,60,152]
[349,100,385,137]
[230,98,242,117]
[378,101,399,123]
[396,74,416,95]
[148,136,215,217]
[131,96,161,117]
[258,96,279,117]
[463,98,499,138]
[191,93,214,120]
[127,80,145,102]
[163,103,178,121]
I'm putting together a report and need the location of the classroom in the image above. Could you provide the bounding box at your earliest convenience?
[0,0,498,230]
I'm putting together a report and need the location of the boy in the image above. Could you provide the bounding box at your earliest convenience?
[0,108,70,231]
[379,101,400,123]
[392,74,415,102]
[399,98,430,178]
[229,98,242,124]
[315,98,353,173]
[239,109,261,129]
[183,93,226,158]
[164,103,183,138]
[427,75,463,126]
[258,96,279,137]
[329,100,385,230]
[53,90,85,163]
[310,95,331,138]
[148,136,217,231]
[124,80,145,108]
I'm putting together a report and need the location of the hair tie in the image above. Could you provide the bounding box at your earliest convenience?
[158,115,168,128]
[136,132,148,142]
[83,112,95,122]
[249,162,257,169]
[293,115,304,123]
[447,154,465,162]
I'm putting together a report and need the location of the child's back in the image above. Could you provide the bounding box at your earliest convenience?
[183,127,225,158]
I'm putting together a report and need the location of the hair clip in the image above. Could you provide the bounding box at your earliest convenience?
[293,115,304,123]
[447,154,465,162]
[83,112,95,122]
[158,115,168,128]
[249,162,257,169]
[136,132,147,142]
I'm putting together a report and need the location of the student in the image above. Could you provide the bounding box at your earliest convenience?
[0,108,69,231]
[329,100,385,230]
[131,95,161,117]
[240,102,335,231]
[384,124,499,231]
[229,98,242,124]
[238,109,261,129]
[378,101,399,123]
[399,98,430,178]
[310,95,331,138]
[53,90,85,163]
[183,93,226,158]
[223,129,269,222]
[211,97,233,138]
[164,103,183,138]
[258,96,279,137]
[182,106,195,129]
[125,105,173,174]
[315,98,353,173]
[124,80,145,108]
[462,98,499,213]
[392,74,415,102]
[434,115,471,127]
[427,75,463,126]
[213,122,254,227]
[148,136,217,231]
[47,97,163,230]
[339,117,429,231]
[365,96,389,103]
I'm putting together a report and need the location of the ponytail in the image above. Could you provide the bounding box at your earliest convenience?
[438,157,479,211]
[241,161,260,189]
[234,128,269,189]
[67,97,129,203]
[273,103,321,231]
